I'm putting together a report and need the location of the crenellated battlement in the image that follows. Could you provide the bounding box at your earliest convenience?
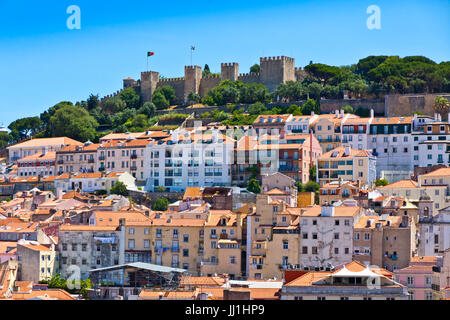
[159,77,185,82]
[221,62,238,67]
[185,65,202,71]
[260,56,294,63]
[120,55,298,104]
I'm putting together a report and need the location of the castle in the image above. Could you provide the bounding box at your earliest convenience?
[121,56,307,105]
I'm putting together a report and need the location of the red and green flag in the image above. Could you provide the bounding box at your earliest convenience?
[147,51,154,57]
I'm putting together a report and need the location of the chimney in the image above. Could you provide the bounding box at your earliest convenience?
[414,113,418,121]
[435,113,439,121]
[172,131,179,143]
[340,109,345,118]
[438,114,442,122]
[56,188,63,200]
[338,177,342,187]
[335,110,339,117]
[370,109,374,118]
[311,111,315,116]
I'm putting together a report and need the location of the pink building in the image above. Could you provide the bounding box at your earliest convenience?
[394,264,435,300]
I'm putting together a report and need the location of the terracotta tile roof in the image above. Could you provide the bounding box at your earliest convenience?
[17,151,56,162]
[183,187,203,200]
[8,137,83,149]
[19,243,51,252]
[139,289,197,299]
[300,205,360,217]
[265,187,287,195]
[10,289,75,300]
[371,116,414,125]
[151,218,206,227]
[0,241,17,254]
[354,215,403,229]
[100,132,145,141]
[93,211,150,226]
[410,256,437,264]
[180,276,225,287]
[342,117,371,125]
[421,167,450,177]
[380,180,418,189]
[253,114,291,125]
[319,146,373,159]
[59,225,118,231]
[59,143,99,152]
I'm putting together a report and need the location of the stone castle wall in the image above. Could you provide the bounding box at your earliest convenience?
[385,93,450,117]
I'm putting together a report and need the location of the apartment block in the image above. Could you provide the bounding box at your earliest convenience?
[317,146,376,187]
[56,141,99,175]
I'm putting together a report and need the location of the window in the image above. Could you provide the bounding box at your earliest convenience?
[183,234,189,243]
[334,233,339,240]
[302,233,308,239]
[183,249,189,257]
[312,247,318,254]
[129,228,135,235]
[283,240,289,250]
[128,239,135,249]
[302,247,308,254]
[144,239,150,248]
[229,256,236,264]
[144,228,150,235]
[407,277,414,285]
[335,220,340,226]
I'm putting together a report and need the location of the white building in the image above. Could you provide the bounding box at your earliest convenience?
[54,171,136,194]
[367,116,414,177]
[299,203,364,268]
[144,129,234,192]
[284,114,318,134]
[7,137,83,163]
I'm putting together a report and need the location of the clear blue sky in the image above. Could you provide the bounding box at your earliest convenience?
[0,0,449,127]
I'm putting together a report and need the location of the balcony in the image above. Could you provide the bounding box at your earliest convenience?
[171,247,180,253]
[99,155,105,161]
[210,234,217,239]
[131,154,138,159]
[279,166,298,172]
[253,264,263,270]
[58,160,64,164]
[88,158,95,163]
[130,165,137,171]
[172,262,179,268]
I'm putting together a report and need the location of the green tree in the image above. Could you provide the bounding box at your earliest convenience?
[309,165,317,181]
[187,91,201,104]
[152,92,170,110]
[248,102,267,115]
[153,86,176,105]
[101,97,126,113]
[432,96,450,119]
[130,114,148,131]
[119,87,141,109]
[375,178,389,186]
[203,64,212,77]
[87,94,100,110]
[0,132,13,148]
[250,64,260,73]
[307,82,323,101]
[110,181,129,196]
[247,177,261,194]
[8,117,43,141]
[302,99,319,115]
[152,197,169,211]
[138,102,156,118]
[304,181,320,192]
[342,105,354,114]
[48,105,99,141]
[156,186,166,192]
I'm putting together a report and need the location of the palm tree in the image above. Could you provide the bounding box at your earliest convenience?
[432,96,450,119]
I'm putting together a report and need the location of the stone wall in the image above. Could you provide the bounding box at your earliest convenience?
[156,77,185,104]
[385,93,450,117]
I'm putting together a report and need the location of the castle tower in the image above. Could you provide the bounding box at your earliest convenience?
[140,71,159,103]
[260,56,296,92]
[221,63,239,81]
[123,77,137,89]
[184,66,202,102]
